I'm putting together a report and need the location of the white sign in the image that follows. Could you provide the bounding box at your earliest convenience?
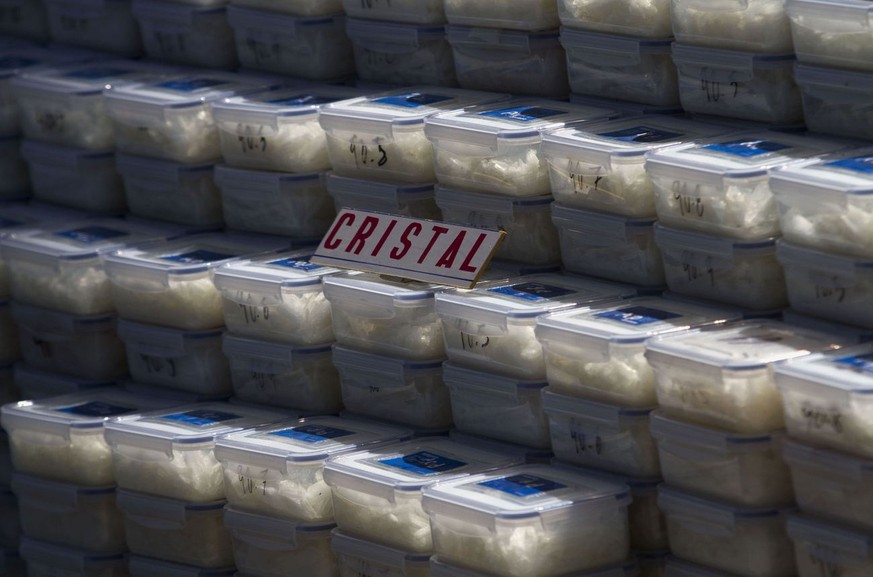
[310,209,506,288]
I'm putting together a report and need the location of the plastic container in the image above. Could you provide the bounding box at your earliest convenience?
[541,116,725,218]
[0,217,181,315]
[782,439,873,532]
[213,165,335,238]
[671,44,801,124]
[793,63,873,141]
[0,486,18,549]
[787,513,873,577]
[561,30,678,107]
[650,411,794,507]
[228,8,354,80]
[44,0,141,56]
[333,531,431,577]
[786,0,873,72]
[223,334,341,412]
[645,319,848,434]
[346,19,456,87]
[0,135,29,200]
[10,301,127,380]
[332,345,451,430]
[13,363,116,399]
[658,486,797,577]
[318,86,505,184]
[327,174,442,220]
[435,273,636,380]
[782,308,873,344]
[11,473,125,552]
[341,0,443,24]
[671,0,792,52]
[421,464,631,577]
[322,437,523,552]
[541,389,659,477]
[557,0,671,38]
[128,556,236,576]
[133,0,236,68]
[0,389,173,485]
[0,0,48,42]
[443,0,557,31]
[18,538,129,577]
[442,362,549,449]
[117,490,232,568]
[104,73,273,164]
[424,99,617,197]
[446,27,569,98]
[105,232,289,330]
[551,206,663,286]
[104,402,293,502]
[213,84,362,173]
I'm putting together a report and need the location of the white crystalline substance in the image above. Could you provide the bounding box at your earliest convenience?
[790,19,873,72]
[549,157,657,217]
[430,507,629,577]
[433,145,551,197]
[353,39,457,88]
[18,96,115,151]
[558,0,671,38]
[231,532,338,577]
[331,306,445,360]
[794,542,870,577]
[112,445,226,502]
[342,0,444,23]
[112,275,225,331]
[443,322,546,380]
[228,353,342,413]
[629,491,669,551]
[452,43,569,98]
[326,128,436,184]
[122,172,223,228]
[558,228,665,287]
[797,88,873,142]
[783,267,873,330]
[112,107,222,164]
[0,138,30,200]
[17,492,127,552]
[444,0,559,30]
[235,0,342,16]
[9,262,114,315]
[779,202,873,259]
[672,0,792,52]
[25,561,128,577]
[219,179,337,238]
[789,463,873,532]
[545,346,657,407]
[331,486,433,552]
[449,390,550,449]
[224,462,334,522]
[46,0,141,57]
[222,289,335,346]
[234,27,354,81]
[217,117,332,173]
[125,343,232,396]
[30,160,126,214]
[566,51,679,107]
[8,429,115,485]
[0,305,19,364]
[17,323,127,380]
[123,508,234,568]
[139,13,237,69]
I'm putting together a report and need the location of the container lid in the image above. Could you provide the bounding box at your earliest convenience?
[12,60,177,97]
[445,25,561,51]
[223,505,334,539]
[326,173,436,205]
[654,223,777,258]
[665,558,745,577]
[21,140,115,169]
[0,46,73,80]
[787,513,873,557]
[116,488,227,516]
[346,17,447,44]
[212,83,363,125]
[560,27,672,53]
[442,361,547,397]
[213,163,325,193]
[117,319,223,354]
[781,438,873,479]
[671,43,795,69]
[212,248,341,295]
[322,272,451,308]
[541,388,655,424]
[11,472,116,502]
[18,537,126,570]
[644,319,847,371]
[10,300,116,334]
[331,344,444,376]
[222,333,332,362]
[776,239,873,277]
[657,485,789,522]
[782,309,873,344]
[13,363,116,398]
[431,556,639,577]
[550,204,657,242]
[323,437,523,493]
[774,341,873,394]
[794,61,873,94]
[129,555,237,577]
[423,99,619,149]
[115,153,215,180]
[649,410,782,452]
[556,462,660,494]
[227,5,344,34]
[769,147,873,202]
[435,185,553,215]
[331,530,431,571]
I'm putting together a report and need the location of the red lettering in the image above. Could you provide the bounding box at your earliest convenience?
[435,230,465,269]
[371,219,397,258]
[460,232,489,273]
[345,216,380,255]
[417,225,449,264]
[323,212,355,250]
[390,222,422,260]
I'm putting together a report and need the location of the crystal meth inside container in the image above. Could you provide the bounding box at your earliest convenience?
[793,63,873,142]
[786,0,873,72]
[443,0,558,30]
[327,173,442,220]
[323,437,524,552]
[18,537,128,577]
[557,0,671,38]
[422,464,631,577]
[787,513,873,577]
[332,530,432,577]
[104,402,294,502]
[646,319,849,434]
[341,0,443,23]
[671,0,793,53]
[44,0,142,57]
[215,415,411,522]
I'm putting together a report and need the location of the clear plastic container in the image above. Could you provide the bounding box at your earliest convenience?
[327,174,442,220]
[233,0,341,16]
[13,363,116,399]
[787,513,873,577]
[0,217,181,315]
[0,486,18,549]
[341,0,443,24]
[782,439,873,532]
[213,84,362,173]
[228,8,354,80]
[10,301,127,380]
[0,135,29,200]
[0,0,48,42]
[11,473,125,552]
[104,73,273,163]
[223,334,341,413]
[793,63,873,141]
[551,206,663,286]
[118,320,230,395]
[133,0,237,69]
[18,537,129,577]
[104,402,293,502]
[333,530,431,577]
[442,362,549,449]
[782,308,873,344]
[443,0,558,31]
[645,319,848,433]
[786,0,873,72]
[44,0,141,57]
[0,389,173,485]
[536,296,742,407]
[332,345,451,430]
[105,232,289,330]
[318,86,505,184]
[424,99,617,196]
[561,30,678,107]
[658,486,797,577]
[654,224,787,310]
[650,411,794,507]
[541,389,659,477]
[557,0,671,38]
[323,437,523,552]
[224,506,337,577]
[446,27,569,98]
[435,273,636,380]
[117,490,233,568]
[671,45,801,124]
[422,464,631,577]
[213,165,335,238]
[671,0,793,52]
[346,19,456,87]
[541,116,725,218]
[128,556,236,577]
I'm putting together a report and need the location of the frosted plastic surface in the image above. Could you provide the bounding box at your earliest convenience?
[325,126,436,184]
[217,114,330,174]
[797,81,873,142]
[9,428,115,486]
[557,0,671,38]
[121,167,223,228]
[782,259,873,330]
[777,196,873,260]
[352,34,456,88]
[790,521,873,577]
[45,0,141,57]
[230,528,338,577]
[332,487,434,552]
[28,155,126,215]
[112,107,223,164]
[111,275,225,332]
[123,334,232,396]
[672,0,793,52]
[9,260,114,316]
[788,1,873,72]
[137,4,237,69]
[556,223,664,287]
[341,0,444,23]
[444,0,559,30]
[223,460,334,522]
[221,285,335,346]
[337,552,430,577]
[447,383,549,449]
[112,444,228,502]
[565,46,679,107]
[17,93,115,151]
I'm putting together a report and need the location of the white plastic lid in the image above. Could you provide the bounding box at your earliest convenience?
[326,173,436,206]
[431,556,640,577]
[223,505,334,542]
[213,164,326,194]
[774,341,873,394]
[442,361,547,399]
[331,530,431,571]
[213,248,340,296]
[322,272,451,309]
[212,83,363,125]
[654,223,778,258]
[18,537,126,571]
[129,555,237,577]
[560,27,672,54]
[551,205,656,242]
[117,319,223,355]
[777,240,873,278]
[781,438,873,478]
[787,513,873,557]
[435,185,553,215]
[769,147,873,203]
[12,60,177,97]
[13,363,116,398]
[649,410,783,453]
[541,388,655,425]
[21,140,115,169]
[116,153,215,181]
[222,333,332,364]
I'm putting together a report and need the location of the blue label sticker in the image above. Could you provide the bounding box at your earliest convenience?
[594,306,682,326]
[488,282,576,302]
[372,93,452,108]
[478,474,566,497]
[57,401,136,417]
[161,409,241,427]
[269,424,355,443]
[598,125,682,143]
[479,106,566,122]
[833,353,873,374]
[0,56,39,69]
[156,78,228,92]
[825,156,873,175]
[63,67,132,80]
[379,451,467,476]
[266,94,335,106]
[703,139,791,158]
[267,256,322,271]
[160,249,235,265]
[54,226,128,243]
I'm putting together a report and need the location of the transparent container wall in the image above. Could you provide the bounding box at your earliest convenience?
[223,460,334,522]
[791,522,873,577]
[351,36,457,88]
[342,0,444,23]
[447,386,550,449]
[777,189,873,260]
[236,0,342,16]
[45,0,142,57]
[0,0,49,41]
[8,428,115,485]
[782,261,873,330]
[123,336,232,396]
[122,506,234,568]
[330,302,445,361]
[788,0,873,72]
[0,306,19,364]
[121,170,224,228]
[18,92,115,151]
[564,46,679,107]
[0,492,19,549]
[9,259,114,316]
[557,0,672,38]
[112,444,226,502]
[442,314,547,380]
[137,8,238,69]
[28,157,126,215]
[786,452,873,532]
[230,529,337,577]
[0,138,30,201]
[216,115,331,173]
[556,225,665,287]
[444,0,559,31]
[326,122,438,184]
[672,0,793,52]
[221,285,334,346]
[16,319,127,381]
[112,106,222,164]
[111,272,226,331]
[796,80,873,141]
